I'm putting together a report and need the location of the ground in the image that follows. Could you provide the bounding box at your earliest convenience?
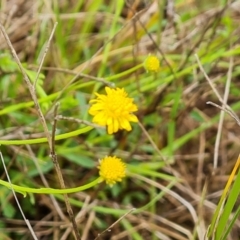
[0,1,240,240]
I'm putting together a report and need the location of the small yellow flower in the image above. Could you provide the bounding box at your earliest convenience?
[88,87,138,134]
[144,55,160,73]
[98,156,126,186]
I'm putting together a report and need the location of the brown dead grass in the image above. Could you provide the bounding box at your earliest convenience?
[1,0,240,239]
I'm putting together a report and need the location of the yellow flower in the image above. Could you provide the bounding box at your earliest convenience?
[144,55,160,73]
[98,156,126,186]
[88,87,138,134]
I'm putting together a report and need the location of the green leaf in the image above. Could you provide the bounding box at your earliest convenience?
[190,109,205,122]
[60,153,95,168]
[27,160,53,177]
[0,54,18,72]
[216,168,240,239]
[221,205,240,240]
[2,202,16,218]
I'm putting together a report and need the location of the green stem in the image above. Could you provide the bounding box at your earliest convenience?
[0,126,93,145]
[0,177,102,196]
[106,64,144,81]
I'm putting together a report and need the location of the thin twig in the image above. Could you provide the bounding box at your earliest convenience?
[206,101,240,127]
[0,150,38,240]
[20,137,66,221]
[34,22,58,88]
[94,208,136,240]
[137,121,180,178]
[30,66,114,87]
[213,55,233,170]
[63,196,92,240]
[195,54,223,103]
[195,54,239,122]
[56,115,104,129]
[51,104,81,240]
[137,121,166,162]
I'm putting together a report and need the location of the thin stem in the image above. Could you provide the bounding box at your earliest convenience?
[34,22,58,88]
[0,151,38,240]
[0,177,102,195]
[51,104,81,240]
[213,55,233,170]
[56,115,104,129]
[0,126,93,145]
[94,208,136,240]
[206,102,240,127]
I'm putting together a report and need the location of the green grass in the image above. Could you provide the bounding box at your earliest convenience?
[0,0,240,239]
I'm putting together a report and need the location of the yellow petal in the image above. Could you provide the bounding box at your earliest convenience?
[128,114,138,122]
[93,112,107,125]
[107,124,114,134]
[105,87,112,95]
[113,119,119,133]
[106,117,114,134]
[120,118,132,131]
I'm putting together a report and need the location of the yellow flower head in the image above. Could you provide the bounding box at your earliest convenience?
[98,156,126,186]
[88,87,138,134]
[144,55,160,73]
